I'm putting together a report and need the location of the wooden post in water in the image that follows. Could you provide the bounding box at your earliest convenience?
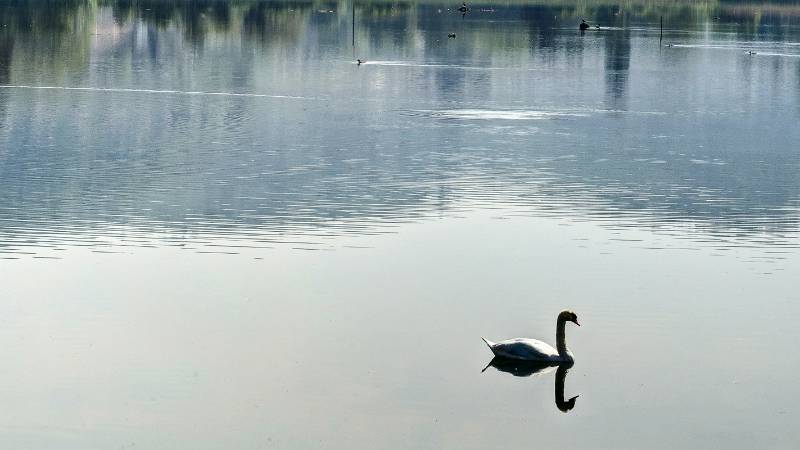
[660,16,663,42]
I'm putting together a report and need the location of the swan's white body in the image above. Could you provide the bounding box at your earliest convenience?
[482,337,572,362]
[482,310,579,362]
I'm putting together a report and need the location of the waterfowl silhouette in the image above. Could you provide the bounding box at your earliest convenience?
[579,19,590,31]
[448,33,457,38]
[482,357,557,377]
[482,359,579,412]
[357,59,366,65]
[553,364,578,412]
[482,310,579,362]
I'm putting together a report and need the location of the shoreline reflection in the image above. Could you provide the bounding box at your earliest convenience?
[1,0,799,258]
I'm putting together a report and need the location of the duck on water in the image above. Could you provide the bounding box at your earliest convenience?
[482,310,580,362]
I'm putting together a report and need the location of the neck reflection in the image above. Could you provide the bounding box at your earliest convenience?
[482,358,579,413]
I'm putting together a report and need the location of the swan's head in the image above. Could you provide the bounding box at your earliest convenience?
[559,310,580,326]
[558,395,579,413]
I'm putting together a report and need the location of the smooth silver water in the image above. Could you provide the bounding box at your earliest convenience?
[0,1,799,448]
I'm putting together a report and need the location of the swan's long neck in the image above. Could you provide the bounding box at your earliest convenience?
[556,318,569,356]
[555,364,577,412]
[555,365,566,402]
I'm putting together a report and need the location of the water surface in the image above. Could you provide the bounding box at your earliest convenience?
[0,0,799,448]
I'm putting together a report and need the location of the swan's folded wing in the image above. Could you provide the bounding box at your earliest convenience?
[493,338,559,360]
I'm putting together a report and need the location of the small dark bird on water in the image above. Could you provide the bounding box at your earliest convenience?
[357,59,366,65]
[747,50,756,55]
[579,19,589,31]
[448,33,457,38]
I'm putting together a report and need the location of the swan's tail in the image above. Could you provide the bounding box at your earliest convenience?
[481,337,497,355]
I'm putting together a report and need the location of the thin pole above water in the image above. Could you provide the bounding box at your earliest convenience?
[352,2,356,47]
[660,15,663,42]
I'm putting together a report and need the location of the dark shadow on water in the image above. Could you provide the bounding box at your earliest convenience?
[603,25,631,111]
[483,358,579,413]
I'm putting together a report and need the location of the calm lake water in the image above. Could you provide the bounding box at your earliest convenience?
[1,0,799,448]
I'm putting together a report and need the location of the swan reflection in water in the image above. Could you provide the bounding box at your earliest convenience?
[482,358,579,412]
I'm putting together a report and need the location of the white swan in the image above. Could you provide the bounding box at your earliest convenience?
[482,310,580,362]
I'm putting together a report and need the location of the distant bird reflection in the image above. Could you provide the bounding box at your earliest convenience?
[482,358,579,413]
